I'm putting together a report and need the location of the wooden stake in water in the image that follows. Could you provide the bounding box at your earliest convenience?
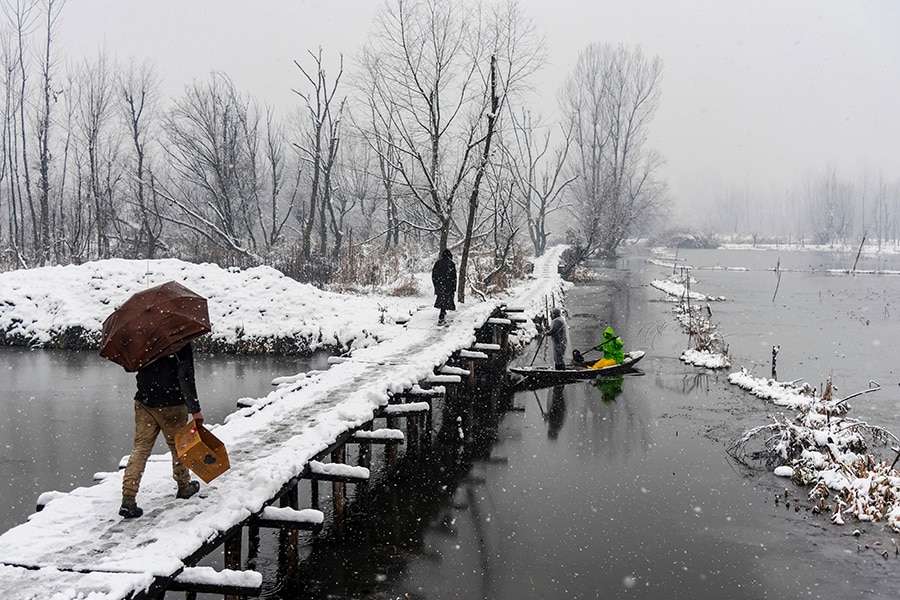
[852,232,866,274]
[772,257,782,302]
[771,345,779,379]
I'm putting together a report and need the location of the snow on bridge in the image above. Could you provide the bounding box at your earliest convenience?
[0,247,568,599]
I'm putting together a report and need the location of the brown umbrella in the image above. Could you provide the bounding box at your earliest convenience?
[99,280,211,372]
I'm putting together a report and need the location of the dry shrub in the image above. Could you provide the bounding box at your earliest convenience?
[329,244,416,293]
[389,274,421,296]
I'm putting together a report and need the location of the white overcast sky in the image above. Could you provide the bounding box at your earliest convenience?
[57,0,900,214]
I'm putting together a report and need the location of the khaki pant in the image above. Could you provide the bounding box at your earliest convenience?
[122,401,191,499]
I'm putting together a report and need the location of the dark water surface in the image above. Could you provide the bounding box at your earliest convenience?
[263,247,900,599]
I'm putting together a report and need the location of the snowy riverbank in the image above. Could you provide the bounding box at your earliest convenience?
[0,251,571,356]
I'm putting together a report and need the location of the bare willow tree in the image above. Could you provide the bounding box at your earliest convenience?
[162,72,263,263]
[805,166,854,245]
[119,59,163,258]
[356,0,485,255]
[0,27,16,259]
[357,0,543,300]
[353,77,402,249]
[332,131,378,243]
[257,107,297,249]
[455,0,544,301]
[36,0,62,263]
[559,43,667,258]
[501,108,575,257]
[4,0,37,262]
[72,49,121,259]
[292,48,345,259]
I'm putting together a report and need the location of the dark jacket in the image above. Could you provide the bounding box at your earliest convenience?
[135,343,201,413]
[431,249,457,311]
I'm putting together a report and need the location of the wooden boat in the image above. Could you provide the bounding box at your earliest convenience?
[510,350,645,386]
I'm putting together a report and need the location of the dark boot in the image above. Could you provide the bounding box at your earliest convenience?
[119,497,143,519]
[176,480,200,499]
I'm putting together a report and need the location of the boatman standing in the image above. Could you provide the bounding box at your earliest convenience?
[544,307,568,370]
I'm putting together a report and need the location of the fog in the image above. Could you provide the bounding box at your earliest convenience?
[58,0,900,235]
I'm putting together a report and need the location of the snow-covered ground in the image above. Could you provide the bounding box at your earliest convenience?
[0,248,571,599]
[0,258,419,353]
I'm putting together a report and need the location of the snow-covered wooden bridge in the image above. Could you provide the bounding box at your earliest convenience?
[0,252,566,599]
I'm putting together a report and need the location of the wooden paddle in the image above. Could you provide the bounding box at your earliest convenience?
[529,331,545,365]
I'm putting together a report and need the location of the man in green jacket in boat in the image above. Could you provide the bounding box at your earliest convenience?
[590,326,624,369]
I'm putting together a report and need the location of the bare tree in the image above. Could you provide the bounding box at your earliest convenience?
[72,49,121,259]
[3,0,37,262]
[256,107,297,249]
[501,108,574,257]
[559,43,667,258]
[162,72,263,263]
[119,59,163,258]
[352,87,402,248]
[357,0,484,254]
[35,0,62,263]
[332,131,377,242]
[292,48,344,259]
[806,166,853,245]
[358,0,543,301]
[0,28,15,257]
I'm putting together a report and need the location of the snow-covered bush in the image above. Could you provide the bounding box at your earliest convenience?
[727,371,900,532]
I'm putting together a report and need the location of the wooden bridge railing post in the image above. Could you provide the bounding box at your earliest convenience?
[386,415,399,474]
[407,413,420,456]
[223,530,242,600]
[332,445,346,534]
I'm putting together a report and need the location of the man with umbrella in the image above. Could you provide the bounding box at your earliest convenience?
[118,342,204,518]
[100,281,209,519]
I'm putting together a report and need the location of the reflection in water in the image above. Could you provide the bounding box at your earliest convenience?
[545,385,566,440]
[594,375,624,403]
[654,370,717,395]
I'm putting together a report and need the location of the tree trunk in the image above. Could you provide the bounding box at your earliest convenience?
[457,56,499,304]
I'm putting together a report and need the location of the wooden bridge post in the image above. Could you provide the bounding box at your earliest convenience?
[386,415,399,474]
[332,445,346,534]
[247,523,260,569]
[407,413,420,457]
[223,530,242,600]
[357,424,373,470]
[310,479,319,511]
[356,423,372,502]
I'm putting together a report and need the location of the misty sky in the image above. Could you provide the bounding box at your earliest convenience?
[57,0,900,223]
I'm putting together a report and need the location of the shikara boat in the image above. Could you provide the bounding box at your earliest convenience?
[510,350,645,387]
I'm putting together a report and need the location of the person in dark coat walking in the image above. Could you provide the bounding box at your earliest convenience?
[431,248,457,325]
[119,342,204,519]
